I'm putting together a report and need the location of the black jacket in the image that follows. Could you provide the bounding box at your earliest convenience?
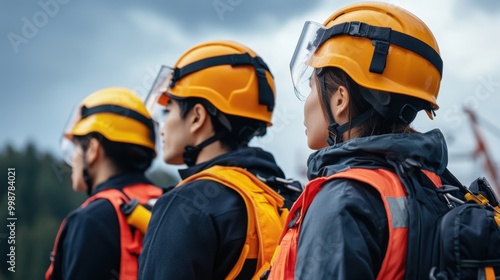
[295,129,448,279]
[138,147,286,280]
[48,173,153,280]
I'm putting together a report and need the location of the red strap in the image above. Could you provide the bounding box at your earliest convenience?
[270,168,420,280]
[422,169,443,187]
[89,188,139,279]
[45,184,161,280]
[279,176,327,240]
[268,177,328,280]
[93,184,161,279]
[45,218,67,280]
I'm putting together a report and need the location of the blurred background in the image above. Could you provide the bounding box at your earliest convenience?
[2,0,500,278]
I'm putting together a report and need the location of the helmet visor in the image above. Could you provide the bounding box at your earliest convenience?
[145,65,174,128]
[290,21,328,100]
[60,105,81,166]
[60,137,75,166]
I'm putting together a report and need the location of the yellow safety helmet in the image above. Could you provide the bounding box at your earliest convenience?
[146,40,276,126]
[291,2,442,111]
[63,87,156,153]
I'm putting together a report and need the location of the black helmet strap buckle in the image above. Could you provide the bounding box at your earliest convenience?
[399,103,418,125]
[169,53,275,111]
[327,122,341,146]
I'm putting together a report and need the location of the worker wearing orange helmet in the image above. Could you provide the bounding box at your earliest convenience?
[46,88,162,280]
[265,2,451,279]
[139,40,300,279]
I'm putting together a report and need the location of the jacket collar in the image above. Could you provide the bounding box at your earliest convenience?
[178,146,285,180]
[91,173,151,196]
[307,129,448,180]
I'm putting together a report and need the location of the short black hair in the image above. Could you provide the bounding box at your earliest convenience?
[75,133,155,173]
[176,97,267,150]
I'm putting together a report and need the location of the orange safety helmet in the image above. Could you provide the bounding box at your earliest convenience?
[146,40,276,126]
[291,2,442,111]
[62,87,156,164]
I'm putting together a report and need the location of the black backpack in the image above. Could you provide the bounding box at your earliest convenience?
[387,157,500,280]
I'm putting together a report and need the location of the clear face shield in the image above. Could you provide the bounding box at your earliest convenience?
[60,105,81,167]
[144,65,175,129]
[60,137,75,167]
[290,21,329,100]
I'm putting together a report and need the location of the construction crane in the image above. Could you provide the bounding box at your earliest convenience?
[464,107,500,196]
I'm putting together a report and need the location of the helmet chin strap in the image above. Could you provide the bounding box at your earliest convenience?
[81,152,94,196]
[326,124,340,146]
[83,168,93,196]
[317,69,344,146]
[326,109,375,146]
[183,133,224,167]
[325,110,342,146]
[317,69,375,146]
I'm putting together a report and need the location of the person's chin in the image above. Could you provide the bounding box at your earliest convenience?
[163,153,183,165]
[71,182,86,193]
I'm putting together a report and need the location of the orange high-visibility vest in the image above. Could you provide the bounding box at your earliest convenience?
[267,168,441,280]
[177,165,287,280]
[45,183,162,280]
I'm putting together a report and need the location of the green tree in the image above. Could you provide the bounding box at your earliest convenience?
[0,143,85,279]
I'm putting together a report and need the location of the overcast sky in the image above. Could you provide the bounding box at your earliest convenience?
[2,0,500,185]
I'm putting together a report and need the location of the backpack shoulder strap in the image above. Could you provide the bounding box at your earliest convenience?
[267,167,411,280]
[45,218,67,280]
[122,183,163,204]
[89,189,143,279]
[46,189,137,280]
[178,165,285,279]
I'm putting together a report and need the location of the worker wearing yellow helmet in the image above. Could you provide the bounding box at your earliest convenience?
[46,88,162,280]
[265,2,454,279]
[139,40,301,279]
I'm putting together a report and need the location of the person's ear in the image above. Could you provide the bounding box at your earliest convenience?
[189,103,209,134]
[85,138,102,166]
[330,86,350,123]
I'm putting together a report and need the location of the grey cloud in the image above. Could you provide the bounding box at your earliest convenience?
[455,0,500,15]
[3,0,325,151]
[2,0,323,83]
[107,0,323,31]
